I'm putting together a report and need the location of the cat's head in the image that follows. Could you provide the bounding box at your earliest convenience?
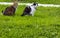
[32,2,38,7]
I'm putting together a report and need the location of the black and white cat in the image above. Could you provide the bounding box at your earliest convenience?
[21,2,38,16]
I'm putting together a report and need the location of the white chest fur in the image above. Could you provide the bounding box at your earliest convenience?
[30,5,36,16]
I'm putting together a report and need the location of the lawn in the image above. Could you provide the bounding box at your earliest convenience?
[0,5,60,38]
[0,0,60,4]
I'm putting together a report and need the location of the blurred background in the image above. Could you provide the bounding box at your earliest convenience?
[0,0,60,4]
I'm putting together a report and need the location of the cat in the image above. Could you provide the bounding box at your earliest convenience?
[21,2,38,16]
[2,0,19,16]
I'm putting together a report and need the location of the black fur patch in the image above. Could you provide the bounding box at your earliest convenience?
[21,6,31,16]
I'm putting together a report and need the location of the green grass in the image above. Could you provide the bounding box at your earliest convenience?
[0,5,60,38]
[0,0,60,4]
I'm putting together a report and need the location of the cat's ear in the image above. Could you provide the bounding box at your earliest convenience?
[33,2,38,6]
